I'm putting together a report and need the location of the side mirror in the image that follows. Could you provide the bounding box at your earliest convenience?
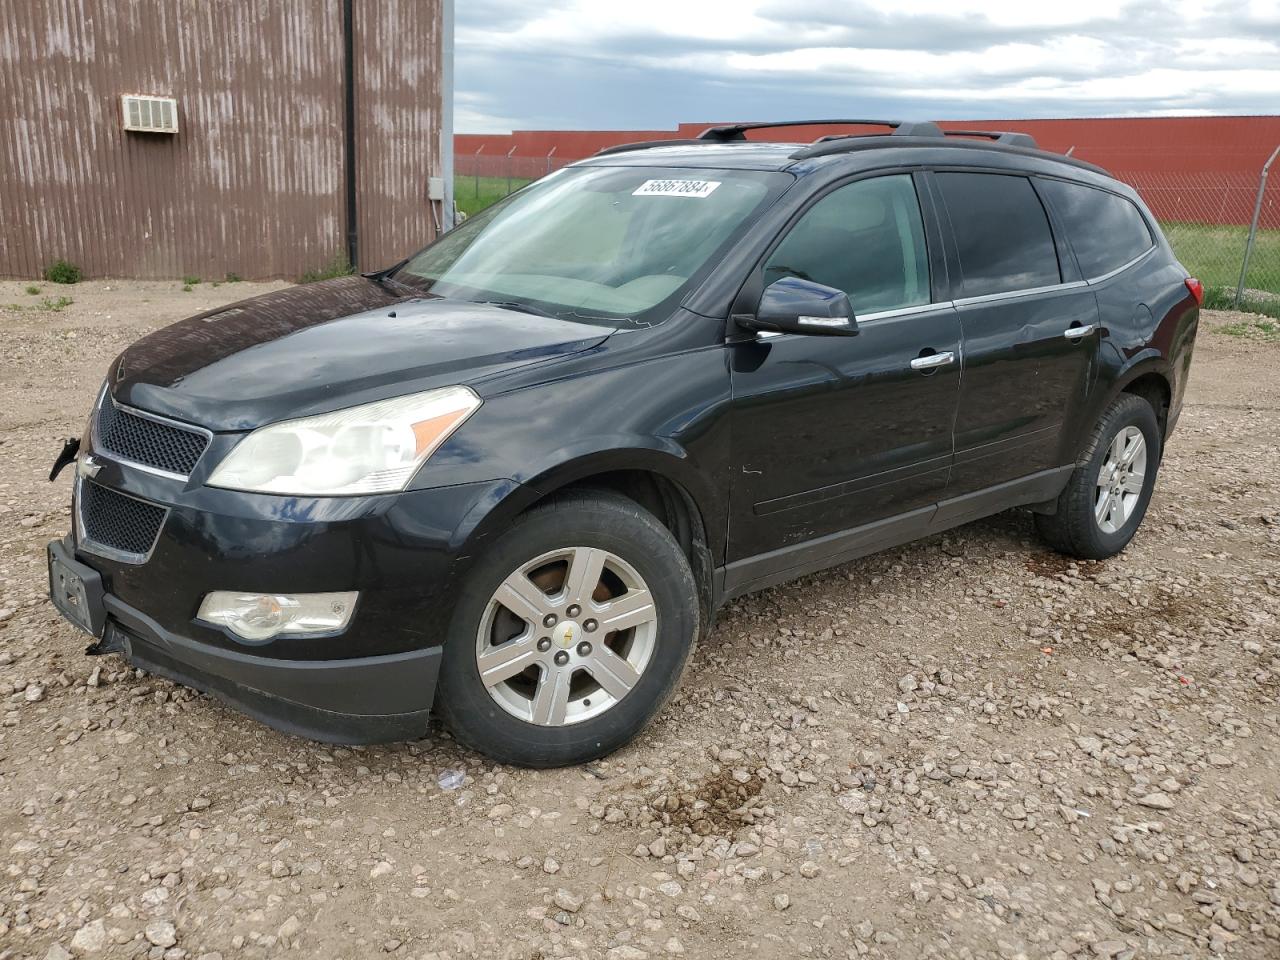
[745,277,858,336]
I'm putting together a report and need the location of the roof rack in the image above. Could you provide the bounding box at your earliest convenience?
[697,119,943,142]
[594,138,706,157]
[590,119,1083,168]
[941,129,1038,148]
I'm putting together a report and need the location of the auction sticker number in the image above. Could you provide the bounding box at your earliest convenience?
[632,179,721,198]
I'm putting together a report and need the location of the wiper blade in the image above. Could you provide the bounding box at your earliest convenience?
[477,299,559,319]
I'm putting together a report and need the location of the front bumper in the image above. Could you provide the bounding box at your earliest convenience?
[49,459,524,743]
[51,536,441,742]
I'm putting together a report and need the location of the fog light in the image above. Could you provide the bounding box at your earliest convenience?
[196,591,357,642]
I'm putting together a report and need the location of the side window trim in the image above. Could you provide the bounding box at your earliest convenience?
[1084,245,1157,286]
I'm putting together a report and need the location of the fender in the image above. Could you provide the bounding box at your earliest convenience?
[453,439,727,563]
[1070,346,1173,464]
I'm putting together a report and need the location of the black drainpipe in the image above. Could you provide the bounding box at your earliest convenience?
[342,0,358,269]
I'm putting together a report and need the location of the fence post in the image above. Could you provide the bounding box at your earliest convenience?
[506,146,517,197]
[1236,143,1280,307]
[474,146,483,199]
[546,146,557,176]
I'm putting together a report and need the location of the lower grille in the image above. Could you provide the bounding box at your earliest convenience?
[78,479,167,559]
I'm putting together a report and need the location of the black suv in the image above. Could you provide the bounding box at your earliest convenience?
[48,120,1201,767]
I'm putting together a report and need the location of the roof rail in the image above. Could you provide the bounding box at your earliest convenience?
[593,138,706,157]
[942,129,1039,149]
[697,119,944,142]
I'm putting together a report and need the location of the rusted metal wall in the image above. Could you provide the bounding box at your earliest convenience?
[0,1,445,280]
[353,0,445,270]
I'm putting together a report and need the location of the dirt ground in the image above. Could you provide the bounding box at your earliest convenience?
[1,280,1277,960]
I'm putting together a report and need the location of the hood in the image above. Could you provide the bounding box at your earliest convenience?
[109,276,613,431]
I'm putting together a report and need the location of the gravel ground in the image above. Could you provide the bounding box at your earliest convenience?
[1,281,1278,960]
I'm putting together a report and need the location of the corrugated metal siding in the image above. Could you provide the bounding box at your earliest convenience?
[0,0,444,280]
[353,0,444,270]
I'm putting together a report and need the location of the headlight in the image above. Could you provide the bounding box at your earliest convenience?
[208,386,480,495]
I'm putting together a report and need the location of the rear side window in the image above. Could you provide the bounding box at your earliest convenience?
[762,174,930,315]
[1037,179,1153,278]
[937,173,1061,298]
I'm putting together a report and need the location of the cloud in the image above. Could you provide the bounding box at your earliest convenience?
[455,0,1280,132]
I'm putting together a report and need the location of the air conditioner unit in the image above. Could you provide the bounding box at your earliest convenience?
[121,95,178,134]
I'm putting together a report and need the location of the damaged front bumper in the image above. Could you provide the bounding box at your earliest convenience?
[48,536,440,743]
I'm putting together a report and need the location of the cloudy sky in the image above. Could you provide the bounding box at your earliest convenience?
[455,0,1279,133]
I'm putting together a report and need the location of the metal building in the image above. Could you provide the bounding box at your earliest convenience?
[0,1,453,280]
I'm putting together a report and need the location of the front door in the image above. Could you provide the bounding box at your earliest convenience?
[726,173,962,575]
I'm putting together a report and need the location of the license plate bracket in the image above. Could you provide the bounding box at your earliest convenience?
[48,540,106,637]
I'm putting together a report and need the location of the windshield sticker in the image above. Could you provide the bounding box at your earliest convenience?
[632,179,721,198]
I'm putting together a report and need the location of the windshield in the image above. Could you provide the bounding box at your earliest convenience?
[394,166,791,325]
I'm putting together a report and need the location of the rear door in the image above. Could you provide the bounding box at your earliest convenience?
[726,172,961,567]
[932,171,1101,495]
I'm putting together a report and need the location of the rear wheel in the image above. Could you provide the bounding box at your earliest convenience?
[1035,393,1162,560]
[436,491,699,767]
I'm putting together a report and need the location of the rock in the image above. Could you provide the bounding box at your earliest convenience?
[369,861,394,879]
[487,803,513,820]
[542,856,560,874]
[658,880,683,898]
[1090,940,1131,958]
[665,937,685,955]
[1136,792,1174,810]
[278,915,301,940]
[145,921,177,948]
[773,893,791,911]
[70,919,108,953]
[25,684,45,702]
[798,861,820,879]
[553,889,583,913]
[606,947,649,960]
[47,946,74,960]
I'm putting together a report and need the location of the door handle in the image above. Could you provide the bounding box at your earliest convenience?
[1063,324,1095,340]
[910,351,955,371]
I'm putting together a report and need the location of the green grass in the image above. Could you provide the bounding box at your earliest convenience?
[1216,315,1280,340]
[4,295,73,313]
[300,253,355,284]
[1158,220,1280,318]
[457,176,531,218]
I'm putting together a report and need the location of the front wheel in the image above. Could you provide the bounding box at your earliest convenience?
[436,491,700,767]
[1035,393,1162,560]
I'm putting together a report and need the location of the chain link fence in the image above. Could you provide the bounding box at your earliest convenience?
[455,144,1280,320]
[1116,153,1280,319]
[455,150,572,217]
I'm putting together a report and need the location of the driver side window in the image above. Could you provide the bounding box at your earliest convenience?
[763,174,930,316]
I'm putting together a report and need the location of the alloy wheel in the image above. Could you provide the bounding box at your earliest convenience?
[1094,425,1147,534]
[475,547,658,726]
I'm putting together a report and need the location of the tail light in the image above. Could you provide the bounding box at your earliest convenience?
[1185,277,1204,306]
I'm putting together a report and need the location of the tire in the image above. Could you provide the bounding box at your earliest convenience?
[1035,393,1162,560]
[435,490,700,767]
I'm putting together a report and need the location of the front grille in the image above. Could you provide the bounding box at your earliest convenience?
[96,397,209,476]
[78,479,167,558]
